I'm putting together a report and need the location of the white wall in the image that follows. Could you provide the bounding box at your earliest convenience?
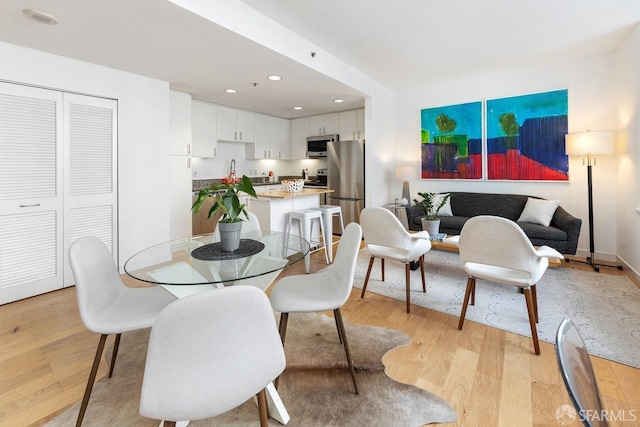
[615,24,640,280]
[0,42,171,270]
[394,51,619,261]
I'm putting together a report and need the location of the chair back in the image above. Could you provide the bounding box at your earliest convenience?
[327,222,362,305]
[68,236,124,333]
[458,215,541,272]
[242,210,261,232]
[361,207,412,251]
[556,318,609,427]
[140,286,285,422]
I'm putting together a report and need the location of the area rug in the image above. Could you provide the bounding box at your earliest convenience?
[45,313,457,426]
[354,248,640,368]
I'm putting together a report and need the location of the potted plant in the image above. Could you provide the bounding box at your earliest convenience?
[413,192,450,236]
[191,173,258,251]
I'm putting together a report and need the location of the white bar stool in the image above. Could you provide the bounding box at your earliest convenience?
[284,209,329,273]
[312,205,345,263]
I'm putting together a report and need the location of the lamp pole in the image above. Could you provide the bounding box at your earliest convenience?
[586,154,597,271]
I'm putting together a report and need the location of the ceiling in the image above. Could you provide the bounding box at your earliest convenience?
[1,0,639,119]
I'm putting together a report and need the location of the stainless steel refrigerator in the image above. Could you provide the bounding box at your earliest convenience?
[327,139,365,233]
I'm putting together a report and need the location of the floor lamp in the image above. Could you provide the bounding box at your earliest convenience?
[395,165,418,206]
[565,130,615,272]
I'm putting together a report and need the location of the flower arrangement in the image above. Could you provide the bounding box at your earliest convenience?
[191,173,257,223]
[413,192,450,220]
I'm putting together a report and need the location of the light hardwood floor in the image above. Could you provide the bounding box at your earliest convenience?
[1,248,638,427]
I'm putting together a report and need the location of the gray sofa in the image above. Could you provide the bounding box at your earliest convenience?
[405,192,582,255]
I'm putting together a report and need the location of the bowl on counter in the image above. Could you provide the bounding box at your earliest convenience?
[282,179,305,193]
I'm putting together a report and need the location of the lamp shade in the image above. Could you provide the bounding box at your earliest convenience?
[395,165,418,181]
[565,130,613,155]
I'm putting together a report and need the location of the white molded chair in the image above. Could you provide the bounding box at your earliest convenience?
[360,207,432,313]
[68,236,176,426]
[556,318,609,427]
[242,210,261,232]
[140,286,286,427]
[457,215,564,355]
[269,222,363,393]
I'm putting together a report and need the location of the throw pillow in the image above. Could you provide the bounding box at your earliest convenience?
[517,197,560,227]
[433,193,452,216]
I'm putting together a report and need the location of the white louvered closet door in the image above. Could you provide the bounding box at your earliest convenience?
[0,83,64,304]
[63,94,117,286]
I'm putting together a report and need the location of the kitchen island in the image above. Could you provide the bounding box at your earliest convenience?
[250,188,334,233]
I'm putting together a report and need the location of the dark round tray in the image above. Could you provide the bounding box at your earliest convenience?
[190,239,265,261]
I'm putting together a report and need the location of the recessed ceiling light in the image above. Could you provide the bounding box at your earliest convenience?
[224,89,237,94]
[293,107,303,110]
[267,75,282,81]
[333,99,345,103]
[23,9,58,25]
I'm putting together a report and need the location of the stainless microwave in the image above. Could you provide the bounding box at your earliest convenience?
[306,134,339,158]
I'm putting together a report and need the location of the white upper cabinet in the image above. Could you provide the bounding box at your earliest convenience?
[169,91,192,155]
[217,105,255,143]
[249,114,289,159]
[339,109,365,140]
[191,100,217,158]
[276,117,291,160]
[309,113,339,136]
[290,117,310,159]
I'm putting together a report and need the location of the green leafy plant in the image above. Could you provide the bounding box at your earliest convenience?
[191,173,257,223]
[413,192,450,220]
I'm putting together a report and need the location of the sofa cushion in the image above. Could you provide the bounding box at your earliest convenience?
[450,192,528,221]
[517,222,567,241]
[438,215,469,231]
[517,197,560,227]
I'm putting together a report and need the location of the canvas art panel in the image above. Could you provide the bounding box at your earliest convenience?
[486,89,568,181]
[420,101,482,179]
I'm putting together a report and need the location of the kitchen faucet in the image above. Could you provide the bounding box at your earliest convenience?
[229,159,236,178]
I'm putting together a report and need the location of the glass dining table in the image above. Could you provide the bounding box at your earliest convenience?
[124,229,310,426]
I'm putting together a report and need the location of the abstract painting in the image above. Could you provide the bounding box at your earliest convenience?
[486,89,568,181]
[420,101,482,179]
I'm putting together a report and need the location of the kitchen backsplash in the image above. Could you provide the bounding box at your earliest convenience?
[192,175,315,191]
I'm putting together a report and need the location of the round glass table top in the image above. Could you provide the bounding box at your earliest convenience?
[124,230,310,286]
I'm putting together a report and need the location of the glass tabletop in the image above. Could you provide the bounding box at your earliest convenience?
[124,230,310,287]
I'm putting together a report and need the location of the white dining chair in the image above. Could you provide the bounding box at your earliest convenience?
[68,236,176,426]
[360,206,432,313]
[458,215,564,355]
[269,222,363,393]
[139,286,286,426]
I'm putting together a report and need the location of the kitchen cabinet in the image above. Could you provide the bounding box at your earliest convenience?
[217,105,255,143]
[339,108,365,140]
[290,117,310,159]
[170,91,192,155]
[248,114,290,159]
[191,100,217,157]
[309,113,339,136]
[276,117,291,159]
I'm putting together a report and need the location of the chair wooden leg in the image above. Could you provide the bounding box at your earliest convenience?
[420,255,426,293]
[274,313,289,389]
[405,264,411,313]
[523,288,541,355]
[257,388,269,427]
[334,308,358,394]
[531,284,538,323]
[360,257,375,298]
[76,334,108,427]
[334,315,343,344]
[108,333,121,378]
[458,277,475,330]
[381,258,385,282]
[471,278,476,306]
[163,422,177,427]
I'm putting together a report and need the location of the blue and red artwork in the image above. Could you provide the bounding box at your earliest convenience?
[486,90,568,181]
[420,101,482,179]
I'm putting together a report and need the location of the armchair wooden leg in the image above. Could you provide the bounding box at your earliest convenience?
[76,334,108,427]
[458,277,475,330]
[108,333,121,378]
[274,313,289,389]
[420,255,426,293]
[360,257,375,298]
[531,284,538,323]
[257,388,269,427]
[405,263,411,313]
[334,308,358,394]
[471,278,475,306]
[523,288,541,355]
[381,258,385,282]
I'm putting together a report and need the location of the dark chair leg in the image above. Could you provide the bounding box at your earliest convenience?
[471,278,476,306]
[76,334,108,427]
[523,288,541,355]
[381,258,385,282]
[108,333,121,378]
[274,313,289,389]
[334,308,358,394]
[420,255,426,293]
[531,284,538,323]
[458,277,475,330]
[405,263,411,313]
[257,388,269,427]
[360,257,375,298]
[334,315,343,344]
